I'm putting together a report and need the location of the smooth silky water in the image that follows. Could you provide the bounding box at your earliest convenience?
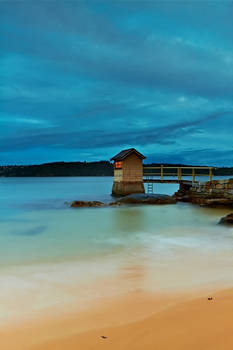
[0,176,233,324]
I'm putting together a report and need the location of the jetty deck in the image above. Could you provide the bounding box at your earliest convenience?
[143,166,215,184]
[143,179,194,184]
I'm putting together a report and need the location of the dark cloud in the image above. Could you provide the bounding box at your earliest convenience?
[0,1,233,165]
[0,110,231,151]
[146,148,233,167]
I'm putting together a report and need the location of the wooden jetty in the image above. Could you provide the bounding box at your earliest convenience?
[143,166,214,194]
[143,166,214,184]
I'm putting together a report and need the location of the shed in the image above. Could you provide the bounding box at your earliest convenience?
[111,148,146,196]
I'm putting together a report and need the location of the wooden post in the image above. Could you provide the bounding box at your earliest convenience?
[192,168,195,183]
[161,165,164,181]
[177,167,182,181]
[209,167,213,181]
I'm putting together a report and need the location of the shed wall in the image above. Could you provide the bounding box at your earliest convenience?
[114,168,123,182]
[122,154,143,182]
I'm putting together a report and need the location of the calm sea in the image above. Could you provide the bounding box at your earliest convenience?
[0,176,233,324]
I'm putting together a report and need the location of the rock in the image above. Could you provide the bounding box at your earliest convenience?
[174,183,192,202]
[219,213,233,225]
[200,198,233,208]
[116,193,177,205]
[71,200,105,208]
[109,201,123,206]
[174,180,233,208]
[173,194,190,202]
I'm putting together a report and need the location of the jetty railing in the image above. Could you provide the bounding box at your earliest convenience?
[143,166,215,183]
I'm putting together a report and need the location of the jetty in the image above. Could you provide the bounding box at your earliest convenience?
[143,165,214,193]
[143,166,213,184]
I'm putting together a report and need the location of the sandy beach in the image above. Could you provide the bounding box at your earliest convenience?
[1,286,233,350]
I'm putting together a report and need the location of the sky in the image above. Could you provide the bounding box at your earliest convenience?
[0,0,233,165]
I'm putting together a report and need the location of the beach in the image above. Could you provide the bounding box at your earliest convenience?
[1,286,233,350]
[1,177,233,349]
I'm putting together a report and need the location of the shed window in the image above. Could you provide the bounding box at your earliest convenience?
[115,161,122,169]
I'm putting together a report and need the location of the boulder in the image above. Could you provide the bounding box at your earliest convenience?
[71,200,105,208]
[219,213,233,225]
[115,193,176,205]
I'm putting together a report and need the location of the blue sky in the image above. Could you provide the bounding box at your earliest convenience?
[1,1,233,165]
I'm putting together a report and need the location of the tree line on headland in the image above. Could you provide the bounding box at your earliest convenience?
[0,161,233,177]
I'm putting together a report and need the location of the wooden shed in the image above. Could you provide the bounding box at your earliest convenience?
[111,148,146,196]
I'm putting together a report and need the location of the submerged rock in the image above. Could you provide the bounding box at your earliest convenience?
[115,193,176,205]
[71,200,105,208]
[219,213,233,225]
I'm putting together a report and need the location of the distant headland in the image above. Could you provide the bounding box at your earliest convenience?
[1,161,233,177]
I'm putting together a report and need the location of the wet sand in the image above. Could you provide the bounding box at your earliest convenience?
[1,287,233,350]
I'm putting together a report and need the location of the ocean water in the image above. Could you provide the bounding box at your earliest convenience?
[0,176,233,324]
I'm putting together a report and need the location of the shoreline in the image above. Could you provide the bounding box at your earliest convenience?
[1,286,233,350]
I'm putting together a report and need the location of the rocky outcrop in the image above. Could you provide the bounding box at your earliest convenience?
[71,194,176,208]
[112,193,176,205]
[219,213,233,225]
[71,200,105,208]
[174,179,233,207]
